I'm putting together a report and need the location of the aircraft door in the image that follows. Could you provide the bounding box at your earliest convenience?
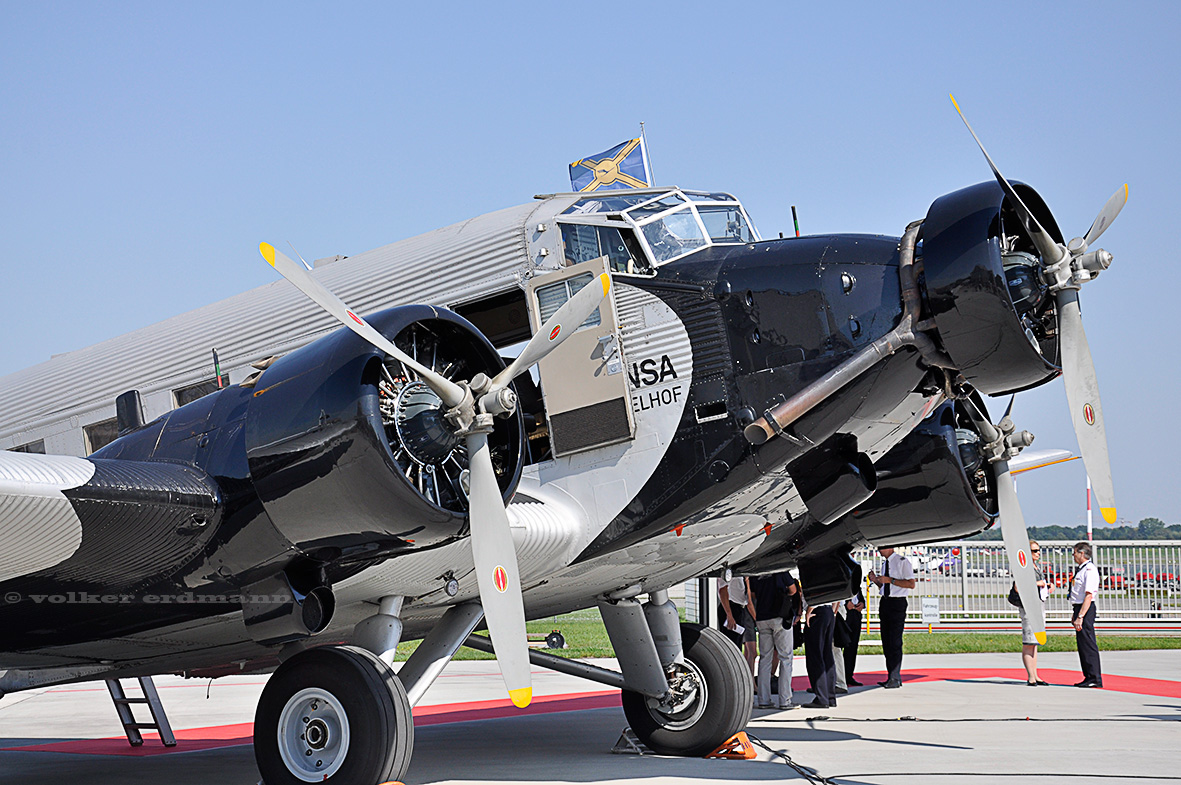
[526,257,634,457]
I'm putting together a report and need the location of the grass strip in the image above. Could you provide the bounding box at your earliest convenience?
[392,612,1181,661]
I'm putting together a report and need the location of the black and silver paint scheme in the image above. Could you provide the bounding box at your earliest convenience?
[1,307,523,651]
[2,179,1064,662]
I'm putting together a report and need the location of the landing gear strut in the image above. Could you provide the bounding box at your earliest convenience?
[254,645,413,784]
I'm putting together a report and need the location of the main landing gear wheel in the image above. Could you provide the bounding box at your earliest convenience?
[620,623,753,757]
[254,645,413,785]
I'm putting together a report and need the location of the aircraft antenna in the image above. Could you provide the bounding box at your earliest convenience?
[288,241,314,271]
[212,348,223,388]
[792,205,801,237]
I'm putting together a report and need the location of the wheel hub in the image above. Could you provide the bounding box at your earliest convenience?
[277,688,351,782]
[305,718,328,750]
[647,659,708,730]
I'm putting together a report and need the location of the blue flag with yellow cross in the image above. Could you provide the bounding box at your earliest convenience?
[569,138,652,192]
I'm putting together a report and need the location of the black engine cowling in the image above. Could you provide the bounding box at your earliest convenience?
[245,305,525,560]
[843,400,997,547]
[920,180,1063,395]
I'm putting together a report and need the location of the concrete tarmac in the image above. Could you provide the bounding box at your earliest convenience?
[1,649,1178,784]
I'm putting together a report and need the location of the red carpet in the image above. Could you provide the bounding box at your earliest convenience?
[1,690,621,757]
[834,667,1181,699]
[5,667,1178,757]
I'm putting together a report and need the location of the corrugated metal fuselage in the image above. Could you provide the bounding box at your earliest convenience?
[0,195,963,681]
[0,225,930,665]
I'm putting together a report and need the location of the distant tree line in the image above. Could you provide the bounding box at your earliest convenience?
[968,517,1181,541]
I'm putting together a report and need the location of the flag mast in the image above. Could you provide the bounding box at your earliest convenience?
[640,122,654,185]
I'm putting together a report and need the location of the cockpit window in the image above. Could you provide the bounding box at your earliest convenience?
[624,193,687,222]
[639,207,707,263]
[563,193,656,215]
[697,205,755,243]
[685,191,739,203]
[556,187,758,271]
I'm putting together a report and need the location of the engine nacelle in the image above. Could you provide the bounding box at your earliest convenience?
[245,305,525,559]
[844,400,997,546]
[920,181,1062,395]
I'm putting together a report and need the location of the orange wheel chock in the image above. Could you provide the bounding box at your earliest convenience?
[705,731,757,759]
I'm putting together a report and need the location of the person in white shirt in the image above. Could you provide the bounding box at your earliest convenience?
[867,547,916,688]
[720,576,758,677]
[1069,541,1103,688]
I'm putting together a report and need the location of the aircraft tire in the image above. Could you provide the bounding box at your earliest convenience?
[254,645,413,785]
[621,622,752,757]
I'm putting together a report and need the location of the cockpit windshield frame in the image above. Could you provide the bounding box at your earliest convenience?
[556,187,759,273]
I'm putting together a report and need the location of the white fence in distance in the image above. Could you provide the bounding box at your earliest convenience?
[683,541,1181,630]
[855,540,1181,627]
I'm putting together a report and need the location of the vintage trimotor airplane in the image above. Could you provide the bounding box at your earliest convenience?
[0,99,1127,783]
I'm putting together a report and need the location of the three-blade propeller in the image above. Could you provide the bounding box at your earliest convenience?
[951,95,1124,525]
[261,242,610,708]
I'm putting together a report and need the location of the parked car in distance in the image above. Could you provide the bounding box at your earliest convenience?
[1098,565,1127,590]
[1132,569,1157,588]
[936,555,960,575]
[1044,564,1070,588]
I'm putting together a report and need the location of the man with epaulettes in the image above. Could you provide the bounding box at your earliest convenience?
[1070,541,1103,688]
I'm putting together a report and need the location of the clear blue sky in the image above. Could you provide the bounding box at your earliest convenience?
[3,1,1178,528]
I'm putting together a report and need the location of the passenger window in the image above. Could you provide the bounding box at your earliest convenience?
[560,224,651,275]
[535,274,602,331]
[83,418,120,454]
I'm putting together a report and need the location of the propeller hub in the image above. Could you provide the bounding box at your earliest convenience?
[394,380,463,465]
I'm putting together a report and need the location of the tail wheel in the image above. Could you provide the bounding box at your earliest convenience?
[254,645,412,784]
[621,623,752,757]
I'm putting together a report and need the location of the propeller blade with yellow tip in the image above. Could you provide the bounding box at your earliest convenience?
[1058,288,1117,523]
[959,395,1046,644]
[490,272,611,391]
[465,430,532,707]
[949,94,1065,265]
[1084,184,1129,248]
[259,242,466,408]
[995,460,1047,644]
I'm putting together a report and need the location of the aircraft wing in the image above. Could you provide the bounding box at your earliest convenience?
[0,452,96,582]
[1008,449,1076,476]
[0,450,222,587]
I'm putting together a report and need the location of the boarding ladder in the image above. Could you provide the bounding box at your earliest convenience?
[105,676,177,747]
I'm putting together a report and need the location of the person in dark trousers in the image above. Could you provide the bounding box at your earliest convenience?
[842,590,866,686]
[868,546,916,688]
[719,575,757,678]
[802,601,837,709]
[1070,541,1103,687]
